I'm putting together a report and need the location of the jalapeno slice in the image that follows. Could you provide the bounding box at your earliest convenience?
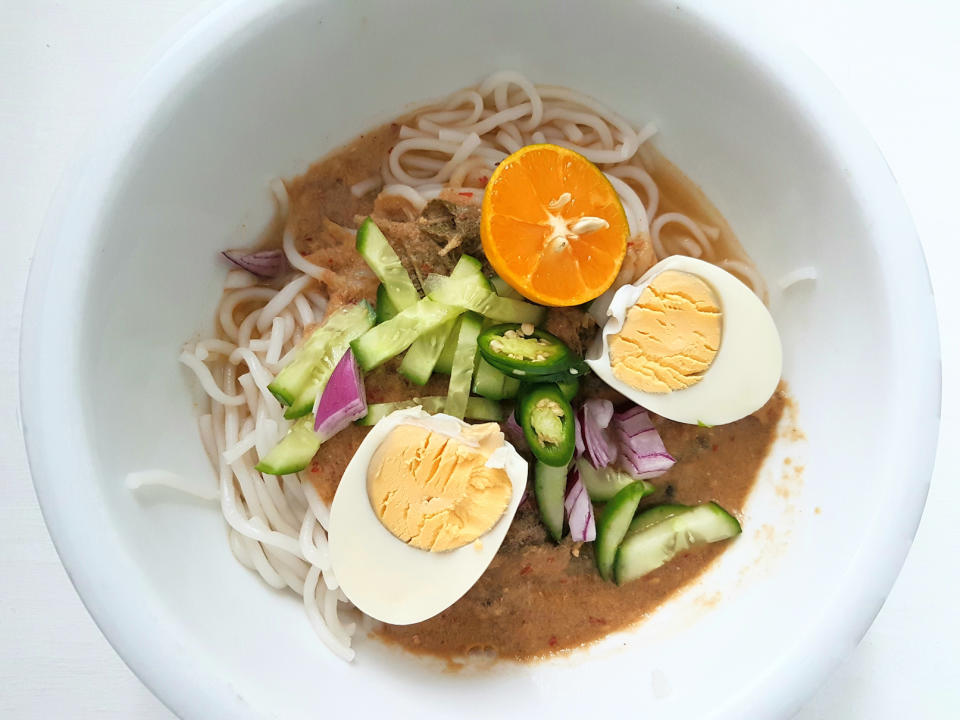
[516,383,576,467]
[477,324,587,379]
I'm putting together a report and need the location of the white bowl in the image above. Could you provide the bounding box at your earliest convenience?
[20,1,939,718]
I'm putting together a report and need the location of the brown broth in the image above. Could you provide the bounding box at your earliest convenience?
[285,118,787,663]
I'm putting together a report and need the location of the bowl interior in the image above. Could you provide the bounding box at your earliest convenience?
[22,1,938,719]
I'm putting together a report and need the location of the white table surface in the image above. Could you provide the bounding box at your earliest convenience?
[2,0,958,717]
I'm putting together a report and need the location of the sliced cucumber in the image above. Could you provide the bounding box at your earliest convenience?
[614,502,741,585]
[490,274,522,300]
[594,481,656,581]
[432,317,462,375]
[398,319,455,385]
[424,256,545,324]
[626,504,692,537]
[358,397,447,425]
[375,283,399,323]
[268,301,375,417]
[556,377,579,402]
[351,298,462,371]
[426,275,546,324]
[254,416,321,475]
[577,458,651,502]
[472,357,521,400]
[445,312,483,419]
[355,396,502,426]
[356,217,418,310]
[449,254,494,288]
[534,461,567,542]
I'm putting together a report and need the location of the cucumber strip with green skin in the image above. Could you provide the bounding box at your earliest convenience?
[284,385,324,420]
[398,319,455,385]
[424,261,545,324]
[448,254,494,289]
[556,377,579,402]
[595,481,657,581]
[471,357,521,400]
[432,317,462,375]
[445,312,483,419]
[534,461,568,542]
[626,504,692,537]
[375,284,399,323]
[268,301,375,413]
[414,257,491,376]
[356,218,419,310]
[254,416,321,475]
[614,503,741,585]
[490,275,522,300]
[576,457,649,502]
[426,276,545,324]
[355,396,502,426]
[350,298,462,371]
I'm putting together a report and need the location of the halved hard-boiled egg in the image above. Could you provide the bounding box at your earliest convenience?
[587,255,782,426]
[328,407,527,625]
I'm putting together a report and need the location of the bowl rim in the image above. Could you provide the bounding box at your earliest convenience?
[19,1,941,718]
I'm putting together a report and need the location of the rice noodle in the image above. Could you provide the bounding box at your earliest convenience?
[651,212,713,260]
[608,165,659,220]
[718,259,770,304]
[350,175,383,197]
[217,287,275,342]
[269,177,289,217]
[282,229,339,285]
[256,274,312,332]
[224,269,259,289]
[134,70,778,665]
[379,184,427,212]
[178,351,246,406]
[125,470,218,501]
[778,266,818,290]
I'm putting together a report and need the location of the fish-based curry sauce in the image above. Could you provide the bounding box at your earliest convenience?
[288,122,787,662]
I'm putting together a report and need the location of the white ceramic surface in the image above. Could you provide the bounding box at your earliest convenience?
[19,1,939,719]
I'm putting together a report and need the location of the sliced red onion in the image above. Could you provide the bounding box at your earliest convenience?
[503,413,527,451]
[614,406,676,479]
[575,399,617,469]
[222,249,286,278]
[564,466,596,542]
[313,350,367,438]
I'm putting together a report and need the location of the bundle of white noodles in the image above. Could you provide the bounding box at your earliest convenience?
[162,177,360,662]
[134,71,779,665]
[351,69,767,301]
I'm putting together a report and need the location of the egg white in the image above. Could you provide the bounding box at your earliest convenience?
[586,255,782,426]
[328,407,528,625]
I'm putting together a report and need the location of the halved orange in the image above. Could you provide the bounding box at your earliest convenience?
[481,144,629,307]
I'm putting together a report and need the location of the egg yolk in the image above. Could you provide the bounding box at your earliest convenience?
[609,270,722,393]
[366,423,512,552]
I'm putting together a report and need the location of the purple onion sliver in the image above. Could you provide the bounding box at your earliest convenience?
[618,428,668,458]
[314,349,367,437]
[613,405,675,479]
[578,400,617,469]
[222,249,286,278]
[564,473,596,543]
[574,412,585,457]
[503,414,527,451]
[613,405,648,423]
[615,410,656,436]
[584,399,614,429]
[619,452,676,479]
